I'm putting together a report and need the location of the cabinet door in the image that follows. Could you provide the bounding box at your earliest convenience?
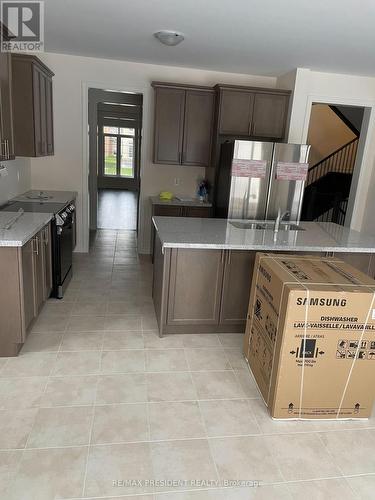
[45,77,54,155]
[0,51,14,160]
[220,250,256,325]
[21,239,37,334]
[34,232,45,313]
[153,87,185,164]
[251,93,289,139]
[167,248,224,325]
[183,206,212,218]
[39,72,47,155]
[32,66,42,156]
[42,225,52,300]
[218,90,254,135]
[182,90,214,167]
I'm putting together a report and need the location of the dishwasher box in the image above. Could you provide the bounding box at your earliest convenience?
[243,253,375,419]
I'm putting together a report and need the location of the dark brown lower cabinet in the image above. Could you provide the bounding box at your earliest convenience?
[0,223,53,356]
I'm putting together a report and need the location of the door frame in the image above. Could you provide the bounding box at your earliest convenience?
[82,83,150,252]
[300,94,374,230]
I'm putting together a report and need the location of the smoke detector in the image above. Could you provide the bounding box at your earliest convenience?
[154,30,185,46]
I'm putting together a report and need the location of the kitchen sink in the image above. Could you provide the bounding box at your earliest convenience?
[229,221,305,231]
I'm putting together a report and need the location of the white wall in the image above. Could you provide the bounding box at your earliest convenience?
[278,68,375,234]
[0,158,31,206]
[29,52,276,253]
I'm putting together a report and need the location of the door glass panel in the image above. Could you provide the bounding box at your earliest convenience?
[104,136,117,176]
[103,126,119,134]
[120,137,135,177]
[119,127,135,136]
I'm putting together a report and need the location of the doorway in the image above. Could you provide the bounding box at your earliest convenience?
[302,103,365,226]
[88,89,143,233]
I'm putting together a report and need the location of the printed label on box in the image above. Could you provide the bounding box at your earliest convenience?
[232,159,267,178]
[276,162,309,181]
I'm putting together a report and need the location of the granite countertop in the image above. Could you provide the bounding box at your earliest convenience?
[150,196,212,207]
[13,190,78,204]
[152,217,375,253]
[0,211,53,247]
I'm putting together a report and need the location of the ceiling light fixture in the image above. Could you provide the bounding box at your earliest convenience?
[154,30,185,46]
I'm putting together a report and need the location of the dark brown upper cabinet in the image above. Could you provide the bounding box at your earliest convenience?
[152,82,215,167]
[12,54,54,157]
[0,26,15,161]
[215,85,290,140]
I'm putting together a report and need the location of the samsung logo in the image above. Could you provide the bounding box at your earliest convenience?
[296,297,347,307]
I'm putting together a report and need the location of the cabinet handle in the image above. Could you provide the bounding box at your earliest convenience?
[227,250,231,266]
[221,250,225,264]
[4,139,9,159]
[178,151,182,164]
[34,237,39,255]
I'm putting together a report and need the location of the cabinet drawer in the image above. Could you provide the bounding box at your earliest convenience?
[153,205,183,217]
[183,206,212,217]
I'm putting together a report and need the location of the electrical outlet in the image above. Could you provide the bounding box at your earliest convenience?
[174,178,180,186]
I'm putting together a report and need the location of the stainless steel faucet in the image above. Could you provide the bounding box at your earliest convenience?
[274,208,290,233]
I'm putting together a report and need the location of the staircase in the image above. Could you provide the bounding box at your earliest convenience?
[302,137,359,224]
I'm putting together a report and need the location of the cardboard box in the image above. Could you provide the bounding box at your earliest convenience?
[243,253,375,419]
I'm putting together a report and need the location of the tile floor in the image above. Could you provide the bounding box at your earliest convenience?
[98,190,138,230]
[1,229,375,499]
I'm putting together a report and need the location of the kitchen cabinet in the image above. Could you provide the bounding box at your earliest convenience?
[152,82,214,167]
[0,222,53,356]
[12,54,54,157]
[220,250,256,325]
[167,248,224,326]
[152,203,212,218]
[215,85,290,140]
[0,49,15,160]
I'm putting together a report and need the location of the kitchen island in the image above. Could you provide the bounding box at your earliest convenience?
[152,217,375,336]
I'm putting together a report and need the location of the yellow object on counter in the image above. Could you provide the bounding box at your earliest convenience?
[159,191,173,201]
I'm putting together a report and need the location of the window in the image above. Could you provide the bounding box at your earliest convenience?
[102,127,136,178]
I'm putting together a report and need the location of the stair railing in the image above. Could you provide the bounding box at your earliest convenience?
[306,138,359,186]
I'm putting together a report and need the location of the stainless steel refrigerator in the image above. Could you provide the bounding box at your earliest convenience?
[215,140,311,222]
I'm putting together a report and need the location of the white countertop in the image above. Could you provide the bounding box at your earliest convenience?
[0,211,53,247]
[152,217,375,253]
[13,190,77,204]
[150,196,212,207]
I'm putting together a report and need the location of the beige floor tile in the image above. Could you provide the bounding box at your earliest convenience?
[107,301,142,315]
[0,451,22,498]
[224,348,248,370]
[27,406,92,448]
[71,302,107,315]
[186,348,231,371]
[146,349,188,372]
[218,334,245,348]
[287,478,356,499]
[101,349,145,373]
[52,351,101,375]
[30,315,69,333]
[199,399,260,437]
[91,403,149,444]
[103,331,144,350]
[96,373,147,404]
[0,409,37,449]
[182,334,221,348]
[42,375,98,406]
[21,334,62,353]
[209,436,283,484]
[234,369,261,398]
[7,446,86,500]
[156,491,224,499]
[147,372,197,402]
[149,401,205,440]
[143,332,185,349]
[151,439,218,491]
[60,332,104,351]
[85,442,154,496]
[192,371,245,399]
[39,301,74,316]
[346,475,375,499]
[0,377,47,409]
[66,315,106,332]
[104,315,142,331]
[0,353,56,377]
[265,432,341,481]
[142,315,159,330]
[319,429,375,475]
[223,484,292,499]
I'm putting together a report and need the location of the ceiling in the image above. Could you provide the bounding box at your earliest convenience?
[44,0,375,77]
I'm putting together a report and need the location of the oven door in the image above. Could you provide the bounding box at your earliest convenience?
[59,215,73,284]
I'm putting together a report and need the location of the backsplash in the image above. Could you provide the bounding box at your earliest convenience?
[0,158,31,206]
